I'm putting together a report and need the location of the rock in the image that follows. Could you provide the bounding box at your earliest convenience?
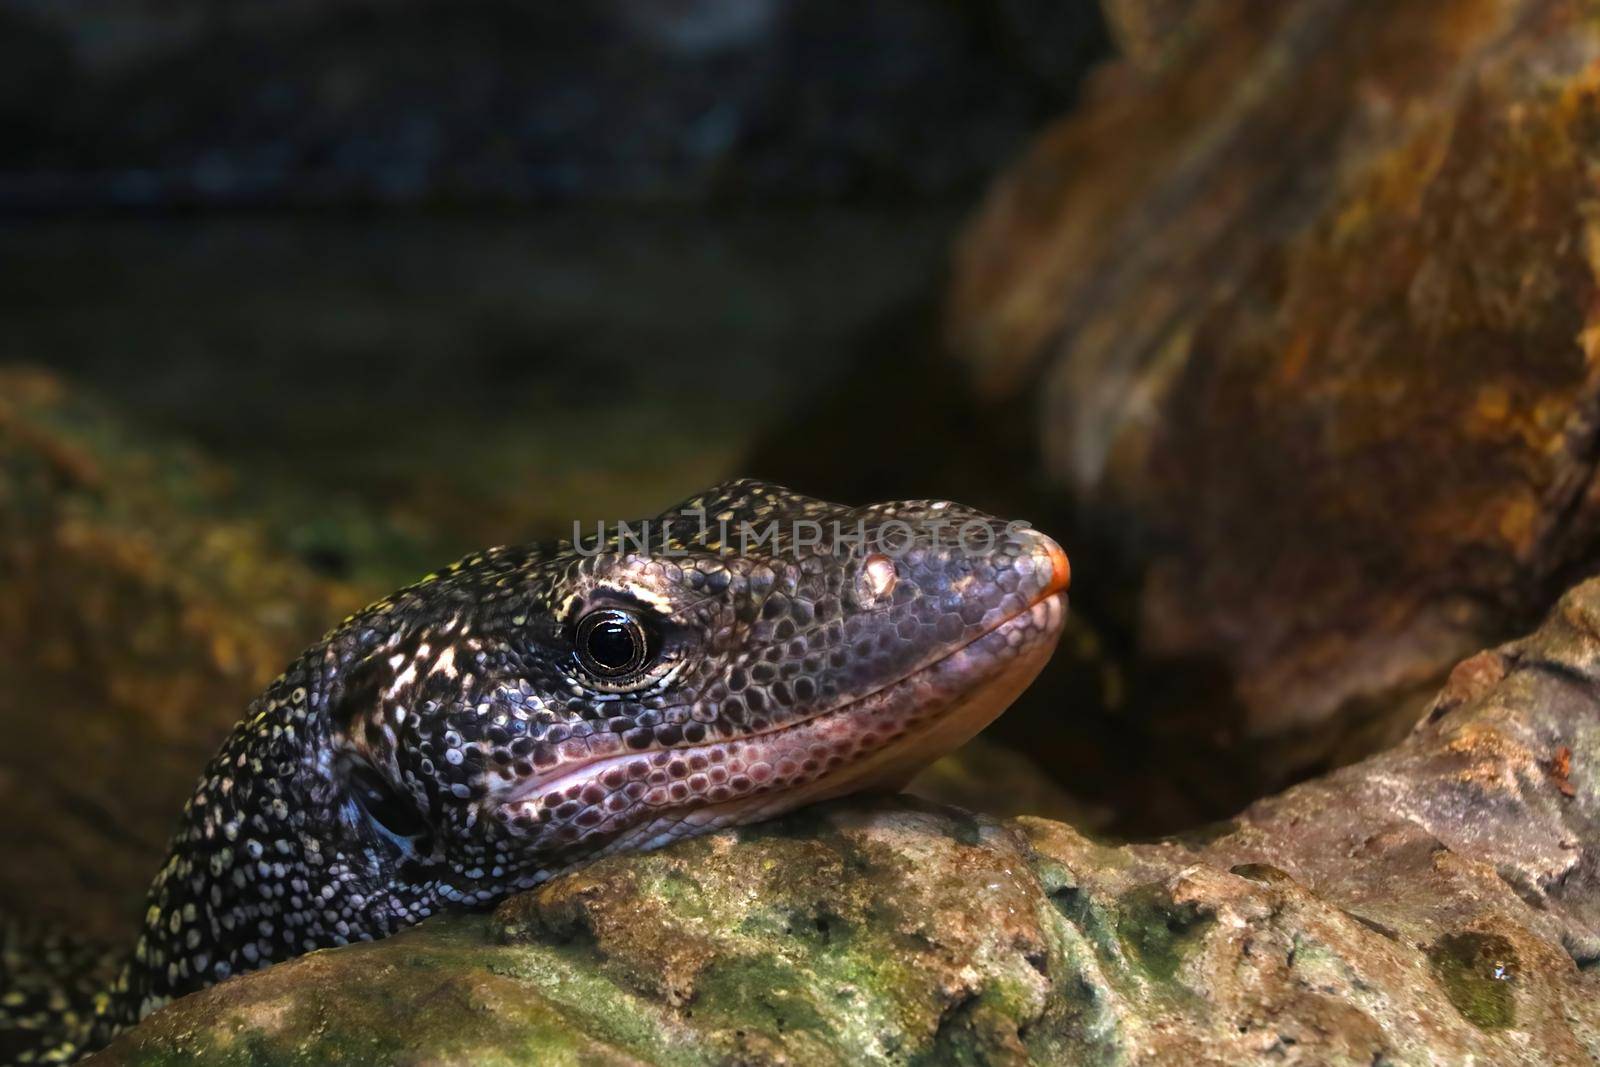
[1098,0,1227,71]
[95,800,1062,1065]
[95,575,1600,1064]
[948,0,1600,772]
[0,368,384,942]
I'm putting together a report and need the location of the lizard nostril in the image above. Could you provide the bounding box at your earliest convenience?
[855,553,897,606]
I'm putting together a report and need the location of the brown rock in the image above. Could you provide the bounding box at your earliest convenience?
[95,575,1600,1065]
[0,368,375,942]
[949,0,1600,768]
[1099,0,1235,71]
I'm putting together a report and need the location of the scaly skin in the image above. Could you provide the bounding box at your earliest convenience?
[3,480,1068,1064]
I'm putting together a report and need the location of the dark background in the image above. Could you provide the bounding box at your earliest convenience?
[3,0,1108,547]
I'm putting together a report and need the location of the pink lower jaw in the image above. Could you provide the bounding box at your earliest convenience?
[497,592,1067,854]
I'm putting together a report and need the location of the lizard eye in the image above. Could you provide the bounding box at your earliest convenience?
[574,607,656,678]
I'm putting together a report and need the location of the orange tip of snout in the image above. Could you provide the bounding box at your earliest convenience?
[1041,535,1071,598]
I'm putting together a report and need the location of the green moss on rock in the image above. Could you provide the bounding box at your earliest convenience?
[1428,932,1520,1031]
[1113,884,1215,985]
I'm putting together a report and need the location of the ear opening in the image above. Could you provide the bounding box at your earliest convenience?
[344,760,431,846]
[324,650,434,856]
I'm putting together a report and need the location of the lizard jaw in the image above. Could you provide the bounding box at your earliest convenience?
[500,589,1068,860]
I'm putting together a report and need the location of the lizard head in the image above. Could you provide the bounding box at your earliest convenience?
[116,480,1068,1023]
[329,479,1069,902]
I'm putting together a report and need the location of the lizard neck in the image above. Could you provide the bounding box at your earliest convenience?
[97,684,436,1042]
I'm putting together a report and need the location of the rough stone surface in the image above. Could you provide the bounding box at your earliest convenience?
[1098,0,1230,71]
[948,0,1600,768]
[94,576,1600,1065]
[0,368,381,942]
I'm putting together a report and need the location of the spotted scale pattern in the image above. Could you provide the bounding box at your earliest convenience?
[2,480,1068,1063]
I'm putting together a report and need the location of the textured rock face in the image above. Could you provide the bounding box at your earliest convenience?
[0,369,382,943]
[95,577,1600,1065]
[948,0,1600,761]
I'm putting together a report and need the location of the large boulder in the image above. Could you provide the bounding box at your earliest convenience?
[949,0,1600,770]
[95,574,1600,1064]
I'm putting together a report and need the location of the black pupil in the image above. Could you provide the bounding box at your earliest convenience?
[587,617,639,670]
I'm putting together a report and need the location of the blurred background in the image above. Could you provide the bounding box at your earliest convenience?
[0,0,1109,550]
[7,0,1599,945]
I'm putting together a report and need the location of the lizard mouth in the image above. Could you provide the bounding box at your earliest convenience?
[498,572,1069,852]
